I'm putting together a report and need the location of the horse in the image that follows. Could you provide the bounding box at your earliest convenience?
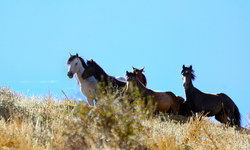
[131,66,147,86]
[181,65,241,127]
[125,71,180,115]
[81,59,127,95]
[67,53,98,105]
[131,67,187,115]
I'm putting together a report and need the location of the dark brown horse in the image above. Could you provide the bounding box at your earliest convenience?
[131,67,147,86]
[125,71,180,115]
[181,65,241,126]
[81,59,126,94]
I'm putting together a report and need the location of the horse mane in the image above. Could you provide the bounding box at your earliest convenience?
[87,60,126,88]
[190,70,196,80]
[142,74,147,86]
[86,60,108,77]
[67,55,87,68]
[78,57,87,68]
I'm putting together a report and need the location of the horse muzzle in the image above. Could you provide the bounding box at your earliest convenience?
[67,72,73,79]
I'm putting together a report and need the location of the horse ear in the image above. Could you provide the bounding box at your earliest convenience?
[132,66,135,69]
[88,59,94,64]
[141,67,145,72]
[76,53,79,57]
[126,71,128,75]
[86,60,90,65]
[69,53,72,57]
[190,65,192,70]
[182,65,185,69]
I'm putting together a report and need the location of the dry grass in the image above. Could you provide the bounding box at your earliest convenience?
[0,86,249,150]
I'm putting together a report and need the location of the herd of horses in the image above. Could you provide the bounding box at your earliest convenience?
[67,53,241,127]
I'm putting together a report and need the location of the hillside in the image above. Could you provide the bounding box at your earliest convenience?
[0,86,249,150]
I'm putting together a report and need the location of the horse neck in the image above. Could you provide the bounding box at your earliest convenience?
[75,66,85,83]
[73,58,86,82]
[184,80,197,99]
[92,65,109,83]
[134,78,148,95]
[137,75,144,85]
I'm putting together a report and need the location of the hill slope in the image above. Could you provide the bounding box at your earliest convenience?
[0,86,249,149]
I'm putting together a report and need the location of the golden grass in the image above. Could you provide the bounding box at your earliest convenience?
[0,86,249,150]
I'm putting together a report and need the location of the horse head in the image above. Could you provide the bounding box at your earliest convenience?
[125,71,138,93]
[181,65,195,90]
[132,66,147,86]
[67,53,87,78]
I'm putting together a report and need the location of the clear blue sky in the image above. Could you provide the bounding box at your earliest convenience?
[1,1,250,126]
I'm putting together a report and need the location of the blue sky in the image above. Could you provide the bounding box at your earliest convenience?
[1,1,250,126]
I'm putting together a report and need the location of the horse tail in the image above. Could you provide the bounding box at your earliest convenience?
[166,92,180,115]
[233,105,241,127]
[219,93,241,127]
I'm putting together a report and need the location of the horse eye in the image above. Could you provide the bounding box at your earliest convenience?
[75,63,78,66]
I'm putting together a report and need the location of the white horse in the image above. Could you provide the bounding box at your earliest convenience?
[66,53,126,105]
[67,53,98,105]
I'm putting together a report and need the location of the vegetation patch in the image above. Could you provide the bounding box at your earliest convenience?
[0,86,249,150]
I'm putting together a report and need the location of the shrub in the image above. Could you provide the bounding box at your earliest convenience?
[62,87,153,150]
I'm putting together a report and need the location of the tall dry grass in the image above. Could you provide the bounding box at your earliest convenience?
[0,86,249,150]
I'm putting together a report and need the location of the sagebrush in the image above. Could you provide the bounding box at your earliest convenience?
[0,86,249,150]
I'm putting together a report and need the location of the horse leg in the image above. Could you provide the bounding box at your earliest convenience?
[86,96,94,106]
[186,109,196,122]
[170,104,179,115]
[215,110,229,124]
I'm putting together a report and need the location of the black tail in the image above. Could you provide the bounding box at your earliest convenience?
[218,93,241,127]
[233,105,241,127]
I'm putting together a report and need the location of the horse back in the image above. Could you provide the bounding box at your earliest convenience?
[186,89,223,115]
[165,91,179,103]
[157,91,180,111]
[217,93,233,103]
[152,91,175,103]
[105,76,126,89]
[217,93,237,112]
[148,91,168,112]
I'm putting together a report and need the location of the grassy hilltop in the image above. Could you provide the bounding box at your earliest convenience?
[0,86,249,150]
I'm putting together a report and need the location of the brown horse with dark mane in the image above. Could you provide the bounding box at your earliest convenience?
[125,71,180,115]
[181,65,241,127]
[132,67,187,115]
[81,59,126,94]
